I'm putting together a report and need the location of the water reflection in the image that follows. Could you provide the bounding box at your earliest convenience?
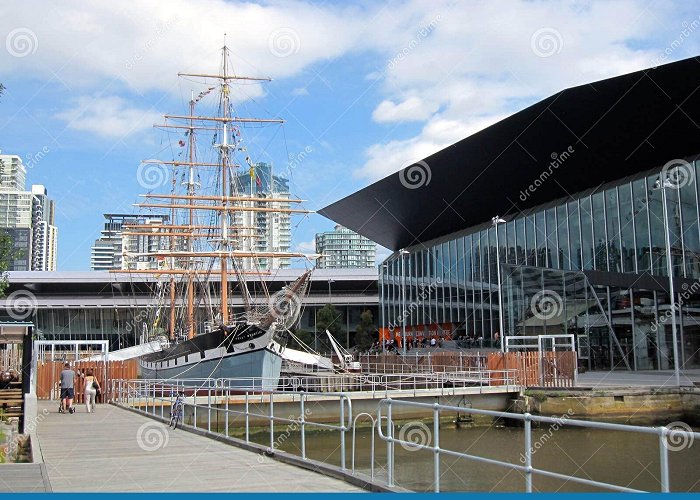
[246,422,700,492]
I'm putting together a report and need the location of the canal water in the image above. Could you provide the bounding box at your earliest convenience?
[244,420,700,492]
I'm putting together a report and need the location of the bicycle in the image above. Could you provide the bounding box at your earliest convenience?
[169,392,185,429]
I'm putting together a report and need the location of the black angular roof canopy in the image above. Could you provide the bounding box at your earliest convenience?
[319,56,700,250]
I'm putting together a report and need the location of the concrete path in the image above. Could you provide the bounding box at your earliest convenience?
[577,369,700,388]
[34,402,363,492]
[0,463,51,492]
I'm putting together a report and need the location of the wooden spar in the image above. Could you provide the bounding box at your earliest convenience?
[128,251,312,258]
[140,193,305,203]
[178,72,271,82]
[122,231,262,238]
[164,114,284,124]
[134,203,311,214]
[258,269,313,330]
[186,95,196,340]
[122,224,256,230]
[154,124,220,131]
[220,49,229,325]
[141,160,224,167]
[111,269,271,275]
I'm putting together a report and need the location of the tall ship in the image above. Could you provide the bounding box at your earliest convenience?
[117,45,314,390]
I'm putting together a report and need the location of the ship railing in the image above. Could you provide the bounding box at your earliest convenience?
[375,398,700,493]
[276,369,518,395]
[113,378,353,470]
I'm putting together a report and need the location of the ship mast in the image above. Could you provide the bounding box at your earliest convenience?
[118,44,319,342]
[186,92,196,339]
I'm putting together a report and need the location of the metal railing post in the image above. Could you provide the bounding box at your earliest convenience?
[193,390,198,429]
[245,392,250,443]
[340,395,346,470]
[225,385,229,437]
[387,400,394,487]
[524,413,533,493]
[659,427,670,492]
[433,404,440,493]
[269,392,275,452]
[207,385,212,433]
[300,394,306,460]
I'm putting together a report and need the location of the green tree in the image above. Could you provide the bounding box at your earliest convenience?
[289,329,313,350]
[354,309,375,352]
[0,230,13,297]
[0,85,12,297]
[316,303,345,347]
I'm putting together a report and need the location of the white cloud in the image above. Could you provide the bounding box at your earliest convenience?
[372,96,439,123]
[295,238,316,253]
[375,245,391,265]
[54,95,161,139]
[292,87,309,96]
[356,0,682,182]
[0,0,369,95]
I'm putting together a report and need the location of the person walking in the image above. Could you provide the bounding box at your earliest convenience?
[83,368,101,413]
[59,362,76,414]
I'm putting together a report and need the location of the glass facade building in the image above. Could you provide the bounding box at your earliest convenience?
[381,161,700,371]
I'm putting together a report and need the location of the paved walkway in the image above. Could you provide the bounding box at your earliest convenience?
[34,402,363,492]
[577,369,700,388]
[0,464,51,492]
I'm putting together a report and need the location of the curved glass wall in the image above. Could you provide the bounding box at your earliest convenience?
[381,161,700,370]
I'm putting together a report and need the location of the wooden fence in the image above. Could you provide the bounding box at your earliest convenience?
[358,352,488,373]
[36,360,138,403]
[487,351,577,387]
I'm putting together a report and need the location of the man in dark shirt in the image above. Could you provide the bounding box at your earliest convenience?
[59,363,75,414]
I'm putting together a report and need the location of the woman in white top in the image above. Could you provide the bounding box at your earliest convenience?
[84,368,101,413]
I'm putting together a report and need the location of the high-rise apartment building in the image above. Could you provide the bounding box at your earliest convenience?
[0,155,58,271]
[90,213,168,271]
[315,225,376,269]
[233,162,291,270]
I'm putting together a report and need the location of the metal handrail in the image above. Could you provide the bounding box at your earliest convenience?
[376,398,700,493]
[113,378,353,469]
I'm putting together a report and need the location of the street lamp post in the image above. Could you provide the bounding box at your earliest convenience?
[327,278,335,303]
[492,216,506,352]
[654,176,682,387]
[400,249,409,355]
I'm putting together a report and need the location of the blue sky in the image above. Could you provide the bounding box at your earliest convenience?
[1,0,699,270]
